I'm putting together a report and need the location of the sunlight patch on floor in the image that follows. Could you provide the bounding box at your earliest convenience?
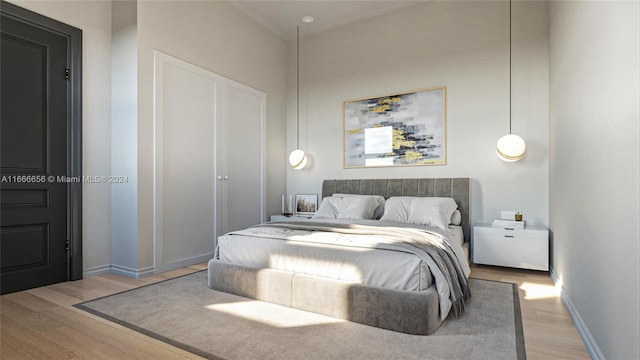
[205,301,345,328]
[520,281,561,300]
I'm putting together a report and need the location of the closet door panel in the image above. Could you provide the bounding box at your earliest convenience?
[223,83,265,234]
[154,52,218,273]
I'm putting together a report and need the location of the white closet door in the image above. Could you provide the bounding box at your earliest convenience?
[220,82,266,235]
[154,51,265,273]
[154,51,219,273]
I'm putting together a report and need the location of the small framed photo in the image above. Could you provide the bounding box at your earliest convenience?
[295,194,318,215]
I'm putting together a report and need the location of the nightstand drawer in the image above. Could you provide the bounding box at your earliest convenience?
[474,226,547,241]
[473,224,549,271]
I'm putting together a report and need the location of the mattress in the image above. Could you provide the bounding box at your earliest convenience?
[217,220,466,292]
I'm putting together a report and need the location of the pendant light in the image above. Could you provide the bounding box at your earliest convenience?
[496,0,526,162]
[289,25,308,170]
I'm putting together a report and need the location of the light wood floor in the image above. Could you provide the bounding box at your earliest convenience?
[1,263,590,359]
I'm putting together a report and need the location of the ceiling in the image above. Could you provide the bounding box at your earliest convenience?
[227,0,424,40]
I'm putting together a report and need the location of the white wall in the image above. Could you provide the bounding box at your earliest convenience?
[549,1,640,359]
[136,0,288,271]
[286,1,549,228]
[7,0,113,276]
[111,0,138,275]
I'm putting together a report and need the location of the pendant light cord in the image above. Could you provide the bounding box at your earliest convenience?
[296,25,300,149]
[509,0,512,134]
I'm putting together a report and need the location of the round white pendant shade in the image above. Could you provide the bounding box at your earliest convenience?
[289,149,308,170]
[496,134,526,162]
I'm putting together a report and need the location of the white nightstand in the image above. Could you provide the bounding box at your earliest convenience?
[473,223,549,271]
[270,214,313,222]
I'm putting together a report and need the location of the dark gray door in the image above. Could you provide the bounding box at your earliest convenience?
[1,6,73,294]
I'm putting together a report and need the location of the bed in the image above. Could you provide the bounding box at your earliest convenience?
[208,178,471,335]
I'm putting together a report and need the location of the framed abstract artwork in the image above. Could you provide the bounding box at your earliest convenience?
[343,86,446,168]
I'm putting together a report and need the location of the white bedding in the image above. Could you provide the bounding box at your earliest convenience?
[217,219,467,292]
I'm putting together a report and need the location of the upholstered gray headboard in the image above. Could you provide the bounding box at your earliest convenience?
[322,178,471,243]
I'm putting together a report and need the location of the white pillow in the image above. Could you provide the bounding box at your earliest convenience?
[331,194,385,219]
[312,196,379,220]
[451,210,462,225]
[380,197,458,230]
[378,197,412,223]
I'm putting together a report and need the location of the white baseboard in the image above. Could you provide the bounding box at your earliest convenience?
[155,253,213,274]
[83,264,112,278]
[84,254,209,279]
[550,266,605,360]
[110,264,156,279]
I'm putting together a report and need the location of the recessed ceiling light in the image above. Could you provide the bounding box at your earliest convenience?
[302,16,314,23]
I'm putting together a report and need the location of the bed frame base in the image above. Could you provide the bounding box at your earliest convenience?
[208,259,443,335]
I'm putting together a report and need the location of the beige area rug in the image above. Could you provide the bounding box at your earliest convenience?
[76,271,525,360]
